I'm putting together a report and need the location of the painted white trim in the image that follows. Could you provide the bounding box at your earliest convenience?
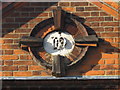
[1,76,119,80]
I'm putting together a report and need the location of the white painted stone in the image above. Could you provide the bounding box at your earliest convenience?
[43,31,75,56]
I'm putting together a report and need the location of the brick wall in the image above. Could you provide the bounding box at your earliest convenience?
[1,2,120,89]
[2,1,119,77]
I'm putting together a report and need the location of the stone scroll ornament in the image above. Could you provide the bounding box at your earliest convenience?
[19,7,98,77]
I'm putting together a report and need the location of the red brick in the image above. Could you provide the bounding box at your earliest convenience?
[76,7,84,11]
[104,38,113,42]
[1,60,4,65]
[2,45,12,49]
[14,61,33,65]
[20,55,32,60]
[98,60,105,64]
[101,22,118,26]
[100,33,119,37]
[20,55,28,60]
[29,24,36,28]
[38,13,49,17]
[115,59,119,64]
[102,1,112,5]
[85,7,100,11]
[20,13,30,17]
[30,2,49,6]
[86,17,104,21]
[113,65,119,69]
[3,72,13,76]
[100,65,119,70]
[102,54,118,59]
[115,70,120,75]
[2,55,19,60]
[101,4,118,17]
[2,29,13,34]
[100,12,108,16]
[18,66,28,71]
[73,12,90,16]
[40,71,50,76]
[85,70,105,75]
[2,66,18,71]
[4,50,13,55]
[2,45,18,49]
[19,34,29,38]
[105,17,113,21]
[0,50,4,55]
[13,39,20,43]
[32,61,38,65]
[20,24,29,29]
[9,12,20,17]
[29,65,45,71]
[15,29,31,33]
[29,13,48,17]
[59,2,69,6]
[90,22,99,26]
[106,70,115,75]
[30,18,43,22]
[4,60,13,65]
[0,50,3,55]
[4,18,14,22]
[49,2,58,6]
[4,34,19,38]
[92,65,100,70]
[114,27,119,32]
[84,22,90,26]
[71,2,88,6]
[92,27,104,32]
[105,59,115,64]
[114,38,119,43]
[91,2,102,8]
[0,39,4,44]
[2,23,19,28]
[104,27,114,32]
[4,39,13,43]
[13,71,32,76]
[34,7,45,12]
[62,7,75,12]
[49,12,52,17]
[14,49,28,54]
[113,18,118,21]
[0,72,2,76]
[111,2,119,10]
[111,43,119,47]
[33,71,41,76]
[45,7,57,11]
[15,18,33,22]
[91,12,99,16]
[19,7,34,12]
